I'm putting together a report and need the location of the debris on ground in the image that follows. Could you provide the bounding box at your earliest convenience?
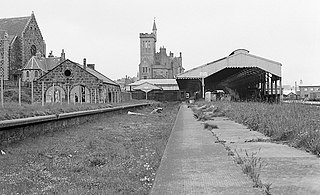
[150,107,163,114]
[128,111,145,116]
[0,150,6,155]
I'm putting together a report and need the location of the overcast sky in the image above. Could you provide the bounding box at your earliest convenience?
[1,0,320,85]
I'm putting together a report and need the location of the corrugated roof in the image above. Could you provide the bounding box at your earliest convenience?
[129,79,179,91]
[177,50,282,79]
[133,82,161,91]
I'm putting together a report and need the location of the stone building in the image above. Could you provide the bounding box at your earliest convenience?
[21,50,65,82]
[0,12,46,81]
[33,59,121,104]
[139,20,184,80]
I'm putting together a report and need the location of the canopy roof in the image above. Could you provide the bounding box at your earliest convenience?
[177,49,281,79]
[133,82,161,91]
[129,79,179,91]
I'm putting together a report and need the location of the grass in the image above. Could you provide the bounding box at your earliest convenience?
[0,99,153,121]
[233,149,272,195]
[194,101,320,156]
[0,102,179,194]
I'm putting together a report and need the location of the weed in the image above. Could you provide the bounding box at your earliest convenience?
[233,148,271,194]
[203,123,218,130]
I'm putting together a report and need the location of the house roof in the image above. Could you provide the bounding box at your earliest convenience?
[177,49,282,79]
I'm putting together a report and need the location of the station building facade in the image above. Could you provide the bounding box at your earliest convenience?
[33,59,121,104]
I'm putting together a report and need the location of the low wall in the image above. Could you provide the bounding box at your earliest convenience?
[0,103,151,145]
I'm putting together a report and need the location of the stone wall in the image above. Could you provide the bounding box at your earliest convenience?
[33,60,121,103]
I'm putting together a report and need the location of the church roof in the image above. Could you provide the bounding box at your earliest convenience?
[152,19,157,30]
[0,16,31,36]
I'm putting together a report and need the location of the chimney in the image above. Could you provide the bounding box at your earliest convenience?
[87,64,95,70]
[170,51,173,57]
[179,52,182,58]
[61,49,65,61]
[83,58,86,70]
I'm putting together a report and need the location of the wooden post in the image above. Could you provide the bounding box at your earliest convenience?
[275,78,278,103]
[31,81,34,104]
[52,83,55,103]
[279,77,283,103]
[95,88,97,104]
[42,81,44,106]
[18,78,21,106]
[60,88,63,105]
[67,85,70,104]
[80,86,82,104]
[1,76,3,108]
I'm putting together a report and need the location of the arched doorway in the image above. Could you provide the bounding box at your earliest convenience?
[45,85,66,103]
[70,85,90,103]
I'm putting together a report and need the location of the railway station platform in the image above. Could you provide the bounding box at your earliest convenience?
[151,103,320,195]
[150,104,261,194]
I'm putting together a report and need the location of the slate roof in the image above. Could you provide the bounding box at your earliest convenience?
[77,64,119,86]
[23,56,61,72]
[0,16,30,42]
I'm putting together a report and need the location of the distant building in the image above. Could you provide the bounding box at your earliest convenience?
[129,79,183,101]
[0,12,46,81]
[299,85,320,100]
[138,20,184,80]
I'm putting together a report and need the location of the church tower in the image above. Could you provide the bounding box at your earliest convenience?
[138,20,157,80]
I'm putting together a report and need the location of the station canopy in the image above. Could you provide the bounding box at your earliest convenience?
[176,49,282,101]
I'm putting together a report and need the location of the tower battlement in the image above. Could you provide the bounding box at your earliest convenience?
[139,33,156,39]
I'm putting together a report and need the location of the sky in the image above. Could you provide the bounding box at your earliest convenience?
[1,0,320,86]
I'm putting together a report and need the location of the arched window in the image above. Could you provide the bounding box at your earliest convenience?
[34,70,38,78]
[31,45,36,56]
[26,71,29,78]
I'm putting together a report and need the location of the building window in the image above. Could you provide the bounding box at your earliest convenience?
[143,76,147,79]
[31,45,37,56]
[310,88,314,91]
[34,70,38,78]
[26,71,29,78]
[304,88,307,91]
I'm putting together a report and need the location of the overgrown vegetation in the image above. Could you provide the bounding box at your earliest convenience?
[0,102,179,194]
[193,101,320,156]
[0,99,151,121]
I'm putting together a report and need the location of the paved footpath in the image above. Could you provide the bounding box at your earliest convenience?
[209,117,320,195]
[150,104,262,195]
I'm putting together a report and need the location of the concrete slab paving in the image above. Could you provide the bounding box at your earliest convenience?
[207,117,320,195]
[150,105,262,195]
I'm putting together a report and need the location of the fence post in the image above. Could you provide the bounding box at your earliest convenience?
[18,78,21,106]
